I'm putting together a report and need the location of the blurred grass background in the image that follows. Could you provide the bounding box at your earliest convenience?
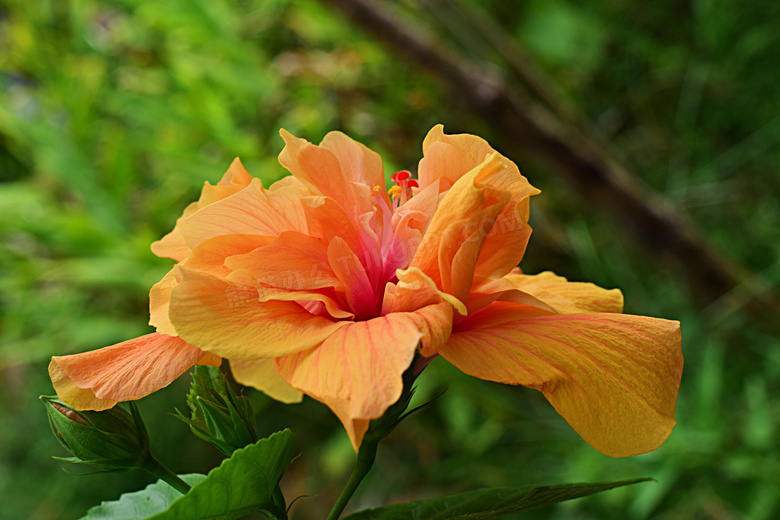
[1,0,779,518]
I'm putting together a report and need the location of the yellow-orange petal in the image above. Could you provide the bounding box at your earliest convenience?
[411,153,513,303]
[184,234,276,277]
[226,231,342,292]
[441,302,683,457]
[327,236,375,319]
[507,271,624,313]
[227,268,354,320]
[49,333,220,411]
[177,178,309,251]
[418,125,493,192]
[405,302,454,357]
[390,267,467,317]
[275,310,435,450]
[279,130,374,222]
[416,127,540,290]
[471,271,625,315]
[320,131,386,195]
[151,158,253,261]
[149,235,275,337]
[302,196,365,261]
[168,267,347,359]
[149,268,178,336]
[151,226,192,263]
[230,358,303,404]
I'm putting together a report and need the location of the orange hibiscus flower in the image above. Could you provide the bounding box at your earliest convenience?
[49,125,682,457]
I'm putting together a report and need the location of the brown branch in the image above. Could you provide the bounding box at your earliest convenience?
[323,0,780,324]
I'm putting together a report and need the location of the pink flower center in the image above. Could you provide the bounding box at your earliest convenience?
[348,171,421,319]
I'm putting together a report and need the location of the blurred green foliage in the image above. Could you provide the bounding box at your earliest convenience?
[1,0,779,519]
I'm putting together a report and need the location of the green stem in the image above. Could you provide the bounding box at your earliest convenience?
[264,503,288,520]
[269,485,288,520]
[143,456,192,495]
[326,438,379,520]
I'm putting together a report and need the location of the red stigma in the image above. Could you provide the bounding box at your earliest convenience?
[392,170,411,182]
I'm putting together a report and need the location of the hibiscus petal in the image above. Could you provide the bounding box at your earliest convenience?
[227,268,354,320]
[279,130,374,222]
[470,196,534,283]
[151,158,253,261]
[149,235,275,337]
[390,267,467,317]
[177,178,308,251]
[151,226,192,263]
[505,271,624,314]
[49,333,220,411]
[418,125,495,191]
[320,131,386,193]
[302,196,365,261]
[169,267,347,359]
[411,153,512,302]
[225,231,343,292]
[471,271,625,315]
[328,236,377,320]
[230,358,303,404]
[441,303,683,457]
[417,126,540,288]
[185,234,276,277]
[149,269,178,336]
[275,311,434,449]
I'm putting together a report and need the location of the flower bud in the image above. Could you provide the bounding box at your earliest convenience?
[41,396,151,471]
[175,365,258,455]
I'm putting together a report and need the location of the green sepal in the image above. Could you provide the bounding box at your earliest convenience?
[176,366,258,455]
[343,478,653,519]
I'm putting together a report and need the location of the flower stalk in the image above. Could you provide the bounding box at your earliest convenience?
[326,354,423,519]
[142,456,192,495]
[326,436,379,520]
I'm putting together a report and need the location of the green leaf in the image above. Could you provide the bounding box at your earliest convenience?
[79,429,297,520]
[343,478,652,520]
[80,474,207,519]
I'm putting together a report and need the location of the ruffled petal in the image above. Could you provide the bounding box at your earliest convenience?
[470,271,625,315]
[416,127,540,291]
[151,158,253,261]
[149,235,275,336]
[177,178,309,251]
[380,182,441,280]
[49,333,220,411]
[320,131,386,193]
[276,308,445,449]
[389,267,467,317]
[225,231,342,292]
[169,267,347,359]
[184,234,275,277]
[149,269,178,336]
[441,302,683,457]
[302,195,365,262]
[279,130,374,222]
[230,358,303,404]
[418,124,495,192]
[411,153,514,303]
[328,236,376,319]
